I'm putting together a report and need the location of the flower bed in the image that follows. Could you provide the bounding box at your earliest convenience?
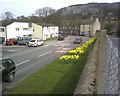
[60,37,96,63]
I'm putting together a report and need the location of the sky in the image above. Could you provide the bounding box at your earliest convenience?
[0,0,119,19]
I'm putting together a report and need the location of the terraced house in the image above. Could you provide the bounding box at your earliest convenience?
[80,18,101,36]
[0,26,6,44]
[6,22,59,40]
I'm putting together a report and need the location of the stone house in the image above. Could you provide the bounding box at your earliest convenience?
[80,18,101,36]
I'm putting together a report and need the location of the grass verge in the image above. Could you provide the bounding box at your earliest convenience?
[5,38,96,95]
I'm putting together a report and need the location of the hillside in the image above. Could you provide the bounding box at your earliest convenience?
[45,2,119,27]
[1,2,119,28]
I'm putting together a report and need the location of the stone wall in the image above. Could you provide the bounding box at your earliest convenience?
[74,30,119,95]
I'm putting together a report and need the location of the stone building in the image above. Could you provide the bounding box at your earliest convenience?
[80,18,101,36]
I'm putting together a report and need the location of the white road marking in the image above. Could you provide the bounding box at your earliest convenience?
[38,51,53,57]
[56,47,64,50]
[16,60,30,66]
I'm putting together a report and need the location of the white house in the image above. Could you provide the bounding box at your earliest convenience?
[6,22,33,39]
[38,23,59,40]
[0,26,6,43]
[6,22,59,40]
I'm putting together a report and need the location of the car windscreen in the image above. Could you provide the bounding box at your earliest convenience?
[75,38,80,40]
[30,40,35,42]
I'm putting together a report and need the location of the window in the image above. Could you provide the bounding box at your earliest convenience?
[6,59,14,67]
[0,28,5,32]
[16,28,19,31]
[23,28,28,31]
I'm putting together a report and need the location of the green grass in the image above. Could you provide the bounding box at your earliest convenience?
[5,40,95,95]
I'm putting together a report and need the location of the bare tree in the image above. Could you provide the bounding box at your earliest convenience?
[5,12,14,20]
[35,7,56,18]
[35,9,43,18]
[42,7,56,17]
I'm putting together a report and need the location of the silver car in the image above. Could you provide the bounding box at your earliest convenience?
[28,39,44,47]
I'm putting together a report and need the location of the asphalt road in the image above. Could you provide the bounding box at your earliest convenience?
[1,36,90,94]
[109,35,120,57]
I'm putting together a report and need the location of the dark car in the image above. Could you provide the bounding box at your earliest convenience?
[0,58,16,82]
[6,39,17,46]
[74,37,82,44]
[58,34,65,40]
[18,39,31,45]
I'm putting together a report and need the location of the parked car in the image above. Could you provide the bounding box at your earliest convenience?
[0,58,16,82]
[58,34,65,40]
[18,39,32,45]
[28,39,44,47]
[6,39,17,46]
[80,32,89,36]
[74,37,82,44]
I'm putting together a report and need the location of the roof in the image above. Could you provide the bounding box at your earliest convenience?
[37,23,56,27]
[80,19,94,25]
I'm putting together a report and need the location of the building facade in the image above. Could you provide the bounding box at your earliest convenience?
[0,26,6,43]
[6,22,59,40]
[42,26,59,40]
[80,18,101,36]
[6,22,33,39]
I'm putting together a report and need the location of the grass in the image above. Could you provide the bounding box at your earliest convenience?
[5,39,95,95]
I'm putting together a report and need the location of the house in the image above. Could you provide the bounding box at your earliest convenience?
[80,18,101,36]
[0,26,6,44]
[6,22,59,40]
[38,23,59,40]
[6,22,43,40]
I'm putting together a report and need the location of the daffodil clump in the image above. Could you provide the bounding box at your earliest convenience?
[60,37,96,63]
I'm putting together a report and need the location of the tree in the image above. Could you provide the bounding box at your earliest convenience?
[35,7,56,18]
[4,12,14,20]
[35,9,43,18]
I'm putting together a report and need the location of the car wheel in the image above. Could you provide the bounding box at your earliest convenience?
[7,73,15,82]
[11,43,14,45]
[41,43,43,46]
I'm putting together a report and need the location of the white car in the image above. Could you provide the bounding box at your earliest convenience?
[28,39,44,47]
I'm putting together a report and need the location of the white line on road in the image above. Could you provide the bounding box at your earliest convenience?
[38,51,52,57]
[16,60,30,66]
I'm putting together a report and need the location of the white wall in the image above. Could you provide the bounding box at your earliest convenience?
[42,26,50,40]
[6,22,33,39]
[42,26,59,40]
[93,18,101,35]
[0,26,6,41]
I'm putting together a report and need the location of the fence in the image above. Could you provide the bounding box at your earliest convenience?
[105,35,120,94]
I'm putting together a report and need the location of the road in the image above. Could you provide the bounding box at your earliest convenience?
[109,35,120,57]
[1,36,89,94]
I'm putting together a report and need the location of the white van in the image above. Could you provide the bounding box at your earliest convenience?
[28,39,44,47]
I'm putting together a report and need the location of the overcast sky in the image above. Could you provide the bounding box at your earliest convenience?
[0,0,119,18]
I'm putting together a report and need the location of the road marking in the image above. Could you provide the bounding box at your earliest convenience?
[57,41,65,43]
[55,48,71,53]
[38,51,53,57]
[56,47,64,50]
[16,60,30,66]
